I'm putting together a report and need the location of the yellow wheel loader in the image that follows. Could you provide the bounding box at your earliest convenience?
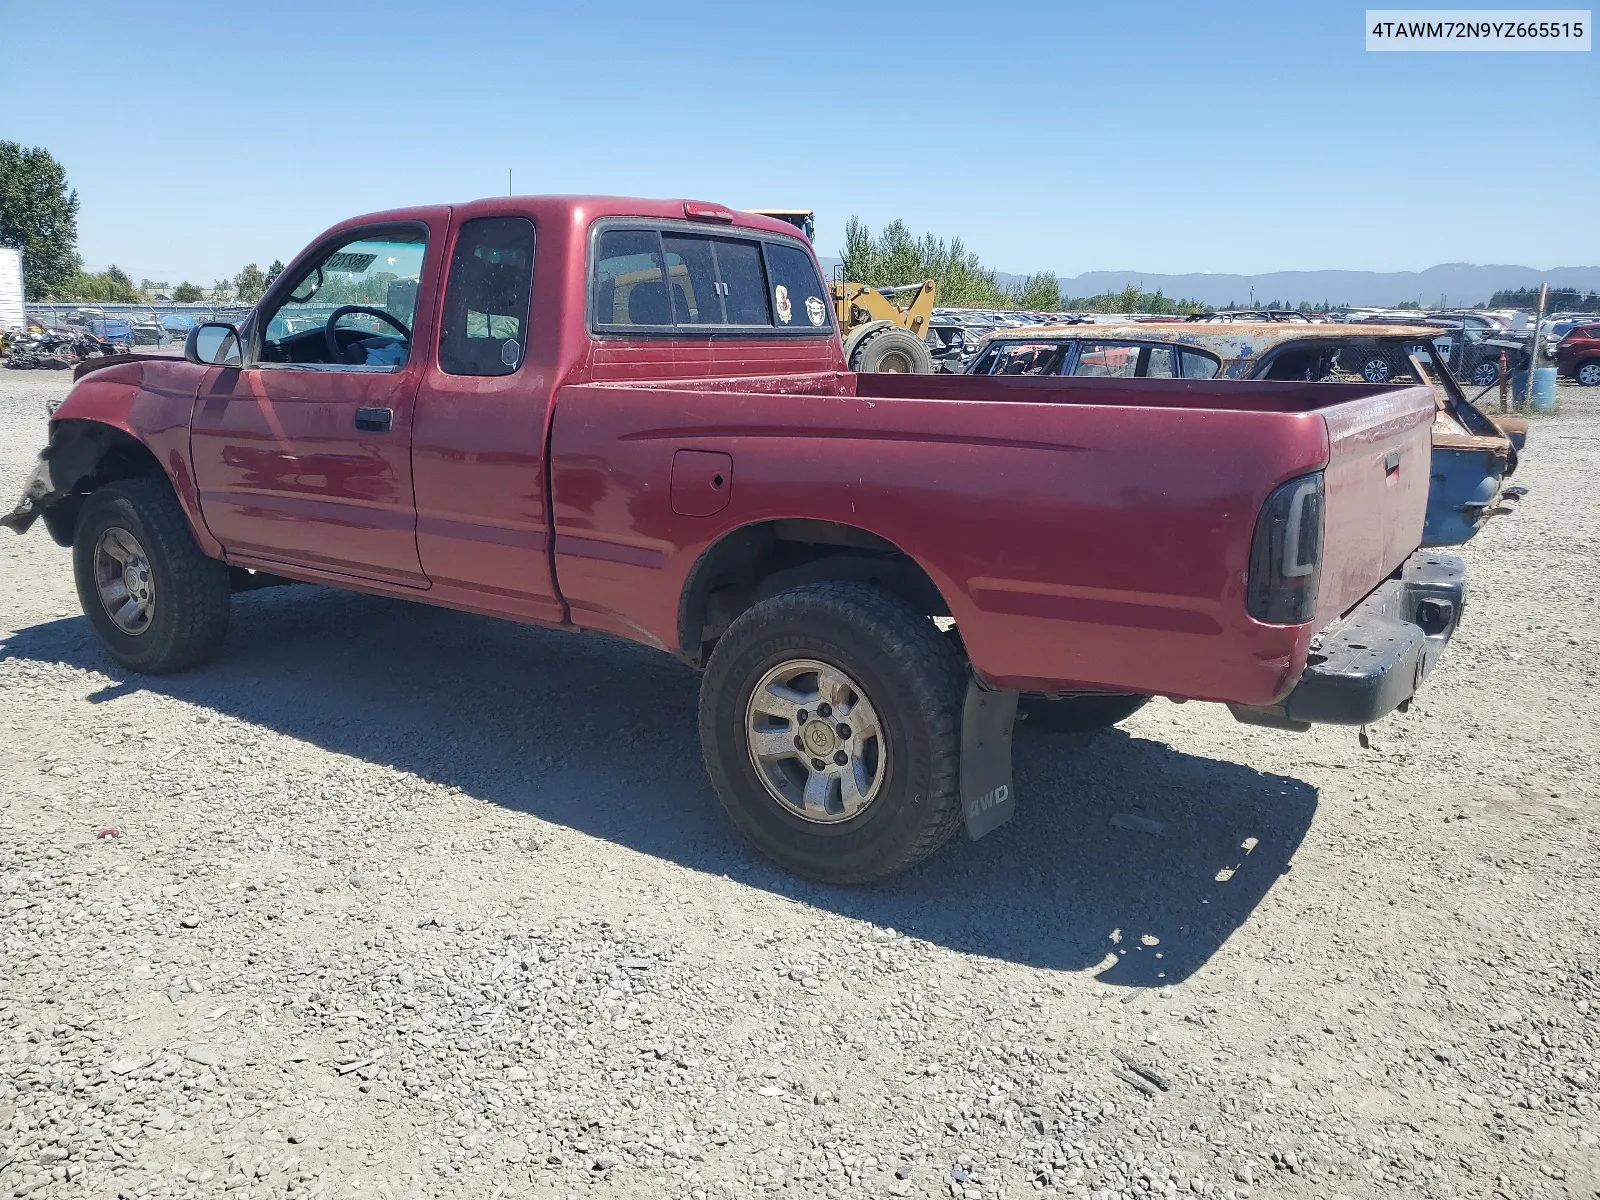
[750,209,935,374]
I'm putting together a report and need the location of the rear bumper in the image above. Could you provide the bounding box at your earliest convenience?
[1231,551,1466,729]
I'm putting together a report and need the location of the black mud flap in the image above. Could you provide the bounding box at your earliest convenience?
[961,675,1018,840]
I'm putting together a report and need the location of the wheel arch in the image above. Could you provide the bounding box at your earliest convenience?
[13,419,180,548]
[677,518,956,668]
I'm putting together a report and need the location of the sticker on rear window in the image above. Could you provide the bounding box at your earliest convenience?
[501,339,520,367]
[805,296,826,327]
[774,285,792,325]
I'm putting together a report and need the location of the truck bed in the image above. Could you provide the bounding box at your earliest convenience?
[549,373,1434,706]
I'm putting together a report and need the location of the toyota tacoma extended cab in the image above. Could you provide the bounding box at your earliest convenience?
[4,196,1468,883]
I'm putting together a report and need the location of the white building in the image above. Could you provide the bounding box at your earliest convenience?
[0,248,24,332]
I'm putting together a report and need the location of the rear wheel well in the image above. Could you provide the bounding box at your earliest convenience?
[677,519,951,667]
[38,421,166,547]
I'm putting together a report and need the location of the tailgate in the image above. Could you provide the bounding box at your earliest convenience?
[1315,384,1435,623]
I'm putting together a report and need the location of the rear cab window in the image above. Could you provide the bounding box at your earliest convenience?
[591,223,832,336]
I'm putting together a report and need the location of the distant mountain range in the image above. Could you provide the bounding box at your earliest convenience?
[817,259,1600,308]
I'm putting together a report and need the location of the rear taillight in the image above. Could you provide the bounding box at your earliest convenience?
[1247,472,1324,624]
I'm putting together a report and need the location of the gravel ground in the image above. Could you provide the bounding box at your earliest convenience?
[1,368,1596,1200]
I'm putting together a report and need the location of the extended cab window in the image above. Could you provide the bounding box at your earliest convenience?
[439,217,535,376]
[592,225,826,334]
[262,229,427,368]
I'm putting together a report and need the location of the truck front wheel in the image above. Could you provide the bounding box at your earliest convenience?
[73,477,231,674]
[699,582,964,884]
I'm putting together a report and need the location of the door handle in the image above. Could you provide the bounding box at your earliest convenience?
[355,407,393,433]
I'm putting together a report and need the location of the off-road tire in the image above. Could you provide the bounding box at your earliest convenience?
[851,327,933,374]
[73,477,231,674]
[699,582,965,884]
[1019,693,1149,734]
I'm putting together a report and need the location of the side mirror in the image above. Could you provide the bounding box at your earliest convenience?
[186,322,242,367]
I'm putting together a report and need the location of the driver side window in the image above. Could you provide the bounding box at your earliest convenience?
[261,228,428,368]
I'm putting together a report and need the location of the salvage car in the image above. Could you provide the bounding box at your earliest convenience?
[967,321,1526,546]
[1554,321,1600,385]
[5,196,1469,884]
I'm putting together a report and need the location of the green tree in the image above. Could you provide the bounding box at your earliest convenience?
[1060,284,1209,316]
[264,259,285,288]
[172,282,204,302]
[210,279,233,301]
[1113,283,1143,313]
[840,216,1012,309]
[1012,272,1062,311]
[1396,299,1421,309]
[0,141,81,299]
[57,265,139,302]
[234,263,267,303]
[105,266,137,300]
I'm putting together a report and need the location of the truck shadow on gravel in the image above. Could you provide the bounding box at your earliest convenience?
[3,586,1317,987]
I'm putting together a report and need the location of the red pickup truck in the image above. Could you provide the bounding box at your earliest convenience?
[5,196,1467,883]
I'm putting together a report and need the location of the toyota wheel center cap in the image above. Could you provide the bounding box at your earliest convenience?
[803,721,836,755]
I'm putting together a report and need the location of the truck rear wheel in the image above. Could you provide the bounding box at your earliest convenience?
[699,582,964,884]
[73,477,231,674]
[851,327,933,374]
[1019,693,1149,733]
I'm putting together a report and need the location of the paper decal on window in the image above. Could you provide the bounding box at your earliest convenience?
[805,296,826,327]
[325,252,379,273]
[774,285,792,325]
[501,339,521,367]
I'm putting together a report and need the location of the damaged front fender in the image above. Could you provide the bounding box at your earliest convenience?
[1,420,157,546]
[2,451,73,542]
[0,454,60,537]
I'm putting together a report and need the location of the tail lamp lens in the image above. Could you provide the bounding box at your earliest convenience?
[1247,472,1324,624]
